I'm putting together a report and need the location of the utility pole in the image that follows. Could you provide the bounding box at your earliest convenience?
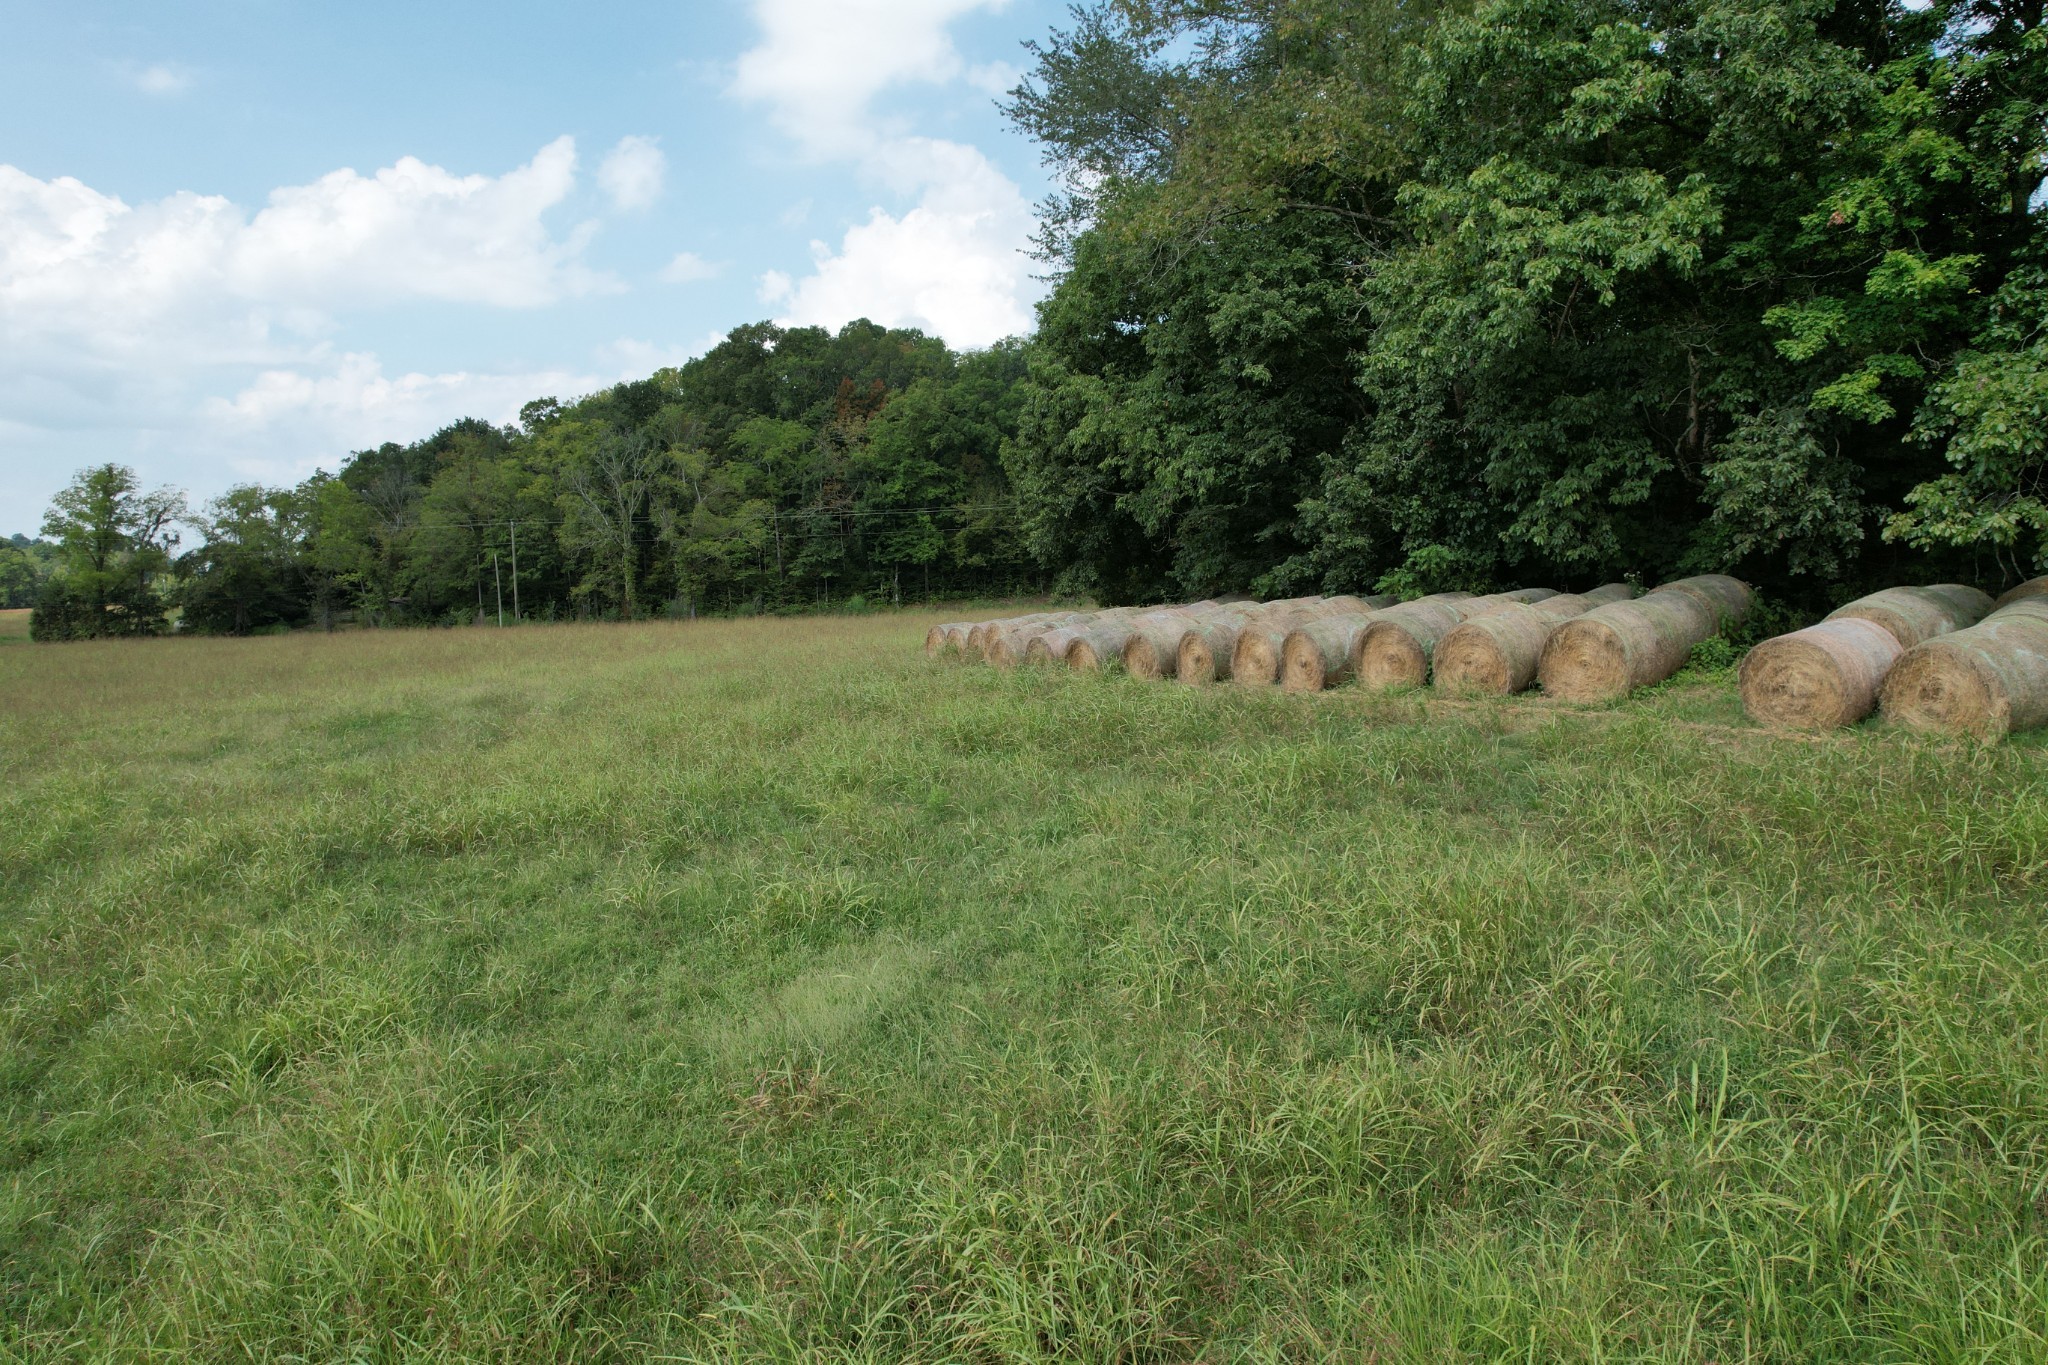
[493,550,505,627]
[509,520,521,622]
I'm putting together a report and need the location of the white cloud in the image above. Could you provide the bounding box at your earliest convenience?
[132,64,193,96]
[597,135,666,212]
[0,137,608,360]
[598,335,724,373]
[732,0,1011,155]
[209,352,601,454]
[659,251,722,284]
[733,0,1041,348]
[0,141,615,526]
[766,139,1035,346]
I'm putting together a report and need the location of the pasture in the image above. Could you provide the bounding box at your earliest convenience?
[2,612,2044,1361]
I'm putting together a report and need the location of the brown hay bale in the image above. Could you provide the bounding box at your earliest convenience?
[1529,593,1594,621]
[1825,584,1994,649]
[1065,621,1142,672]
[1879,598,2048,740]
[1501,588,1559,603]
[1354,601,1468,690]
[987,613,1097,667]
[1175,610,1261,685]
[1231,614,1308,687]
[1991,576,2048,611]
[925,622,974,657]
[1434,600,1591,696]
[1448,591,1552,621]
[1123,607,1226,680]
[1651,574,1753,630]
[1579,582,1637,606]
[1739,618,1904,730]
[1279,614,1383,692]
[1321,593,1397,615]
[1537,590,1720,701]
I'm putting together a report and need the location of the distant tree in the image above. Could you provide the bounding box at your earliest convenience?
[179,485,311,634]
[0,538,50,609]
[32,464,185,641]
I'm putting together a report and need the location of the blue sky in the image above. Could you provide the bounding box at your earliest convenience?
[0,0,1066,535]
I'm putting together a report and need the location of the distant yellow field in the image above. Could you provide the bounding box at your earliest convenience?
[0,608,29,644]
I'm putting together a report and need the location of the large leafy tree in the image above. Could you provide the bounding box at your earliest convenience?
[179,485,311,635]
[1007,0,2048,601]
[31,464,184,640]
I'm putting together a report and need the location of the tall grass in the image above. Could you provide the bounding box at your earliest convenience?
[2,615,2044,1361]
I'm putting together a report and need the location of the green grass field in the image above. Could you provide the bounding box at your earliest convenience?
[2,613,2044,1362]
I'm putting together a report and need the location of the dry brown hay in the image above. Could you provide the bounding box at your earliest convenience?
[1824,584,1993,649]
[1175,611,1260,684]
[1434,600,1588,696]
[1538,589,1721,701]
[1123,606,1233,680]
[925,622,974,657]
[1230,616,1304,687]
[1739,617,1904,730]
[1991,575,2048,611]
[972,611,1087,663]
[1879,598,2048,740]
[1579,582,1637,606]
[1279,614,1380,692]
[1353,600,1469,690]
[1651,574,1753,631]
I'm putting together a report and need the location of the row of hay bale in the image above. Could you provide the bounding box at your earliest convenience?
[1740,576,2048,739]
[930,573,1756,701]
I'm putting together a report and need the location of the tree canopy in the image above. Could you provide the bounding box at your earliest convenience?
[1003,0,2048,603]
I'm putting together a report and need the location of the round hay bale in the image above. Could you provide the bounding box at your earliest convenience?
[1651,574,1752,630]
[1066,621,1142,672]
[1578,582,1637,606]
[1825,584,1994,649]
[1231,616,1306,687]
[1530,593,1597,621]
[1991,576,2048,611]
[1279,614,1381,692]
[1739,618,1904,730]
[925,622,973,657]
[1354,601,1467,690]
[1020,623,1094,667]
[1321,593,1397,615]
[1122,608,1221,680]
[1176,611,1260,685]
[1434,601,1585,696]
[1538,590,1719,701]
[1501,587,1559,603]
[975,611,1085,663]
[1879,598,2048,740]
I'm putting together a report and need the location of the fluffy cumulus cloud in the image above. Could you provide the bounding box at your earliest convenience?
[597,135,666,212]
[0,139,616,524]
[733,0,1040,348]
[760,139,1035,345]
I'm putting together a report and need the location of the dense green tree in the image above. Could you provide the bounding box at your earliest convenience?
[179,485,310,634]
[0,537,53,609]
[1006,0,2048,602]
[31,464,183,640]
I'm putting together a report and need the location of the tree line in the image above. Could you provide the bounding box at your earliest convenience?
[18,0,2048,640]
[1003,0,2046,605]
[23,322,1039,640]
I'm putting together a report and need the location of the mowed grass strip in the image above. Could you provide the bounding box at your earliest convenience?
[2,614,2045,1362]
